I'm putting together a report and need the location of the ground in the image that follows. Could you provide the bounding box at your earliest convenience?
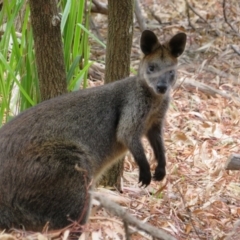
[86,1,240,238]
[1,0,239,239]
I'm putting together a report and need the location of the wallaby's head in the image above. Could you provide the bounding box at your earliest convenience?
[138,30,186,95]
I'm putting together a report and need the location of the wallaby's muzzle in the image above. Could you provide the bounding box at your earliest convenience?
[156,82,168,93]
[156,75,168,94]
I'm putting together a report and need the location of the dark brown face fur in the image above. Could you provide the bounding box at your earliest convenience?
[138,31,186,96]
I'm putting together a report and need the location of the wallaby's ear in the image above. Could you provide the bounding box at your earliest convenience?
[168,33,187,57]
[140,30,161,55]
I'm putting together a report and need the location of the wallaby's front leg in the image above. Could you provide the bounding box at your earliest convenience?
[126,136,151,187]
[147,124,166,181]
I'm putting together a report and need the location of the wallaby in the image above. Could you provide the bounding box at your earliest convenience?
[0,30,186,232]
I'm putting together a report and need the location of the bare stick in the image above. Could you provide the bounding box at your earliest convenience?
[186,1,209,25]
[134,0,146,32]
[176,78,240,102]
[185,0,195,30]
[91,192,177,240]
[205,66,238,84]
[175,185,202,239]
[223,0,240,37]
[185,0,220,36]
[142,1,163,25]
[91,0,146,34]
[231,45,240,56]
[91,0,108,14]
[90,17,104,43]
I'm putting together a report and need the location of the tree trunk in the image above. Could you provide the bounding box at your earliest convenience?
[104,0,133,84]
[29,0,67,101]
[100,0,134,189]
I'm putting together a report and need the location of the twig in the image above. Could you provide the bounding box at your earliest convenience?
[145,5,163,25]
[205,65,238,84]
[176,78,240,102]
[223,0,240,37]
[91,192,177,240]
[90,216,152,239]
[185,0,195,30]
[91,0,108,14]
[231,45,240,56]
[186,1,209,25]
[185,0,221,36]
[91,0,147,34]
[90,17,104,43]
[175,185,202,240]
[134,0,146,32]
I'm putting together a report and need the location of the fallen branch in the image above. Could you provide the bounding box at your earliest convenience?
[205,66,238,84]
[91,0,108,14]
[175,185,202,240]
[223,0,240,37]
[134,0,146,32]
[231,45,240,56]
[177,78,240,102]
[185,0,195,30]
[225,154,240,170]
[91,192,177,240]
[185,0,221,36]
[91,0,147,33]
[89,17,105,44]
[147,7,164,25]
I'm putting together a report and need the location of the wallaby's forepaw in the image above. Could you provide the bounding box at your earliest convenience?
[153,166,166,181]
[139,169,151,187]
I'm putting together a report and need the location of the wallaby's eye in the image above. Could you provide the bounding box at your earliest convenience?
[168,70,175,82]
[147,64,155,73]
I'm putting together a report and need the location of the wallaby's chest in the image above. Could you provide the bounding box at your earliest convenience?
[143,97,169,131]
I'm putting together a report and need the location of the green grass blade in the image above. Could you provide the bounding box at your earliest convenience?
[0,53,35,106]
[77,23,106,48]
[68,61,93,91]
[61,0,71,34]
[66,55,82,84]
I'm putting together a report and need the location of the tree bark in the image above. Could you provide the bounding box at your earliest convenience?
[100,0,134,188]
[104,0,133,83]
[29,0,67,101]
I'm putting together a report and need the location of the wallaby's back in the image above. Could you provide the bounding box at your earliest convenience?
[0,30,186,232]
[0,76,145,178]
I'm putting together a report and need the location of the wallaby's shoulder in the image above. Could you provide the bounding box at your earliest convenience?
[44,75,138,105]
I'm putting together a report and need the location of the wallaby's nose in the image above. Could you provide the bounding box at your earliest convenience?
[156,83,167,93]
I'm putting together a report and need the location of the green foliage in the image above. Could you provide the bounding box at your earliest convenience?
[61,0,93,91]
[0,0,93,126]
[0,0,38,126]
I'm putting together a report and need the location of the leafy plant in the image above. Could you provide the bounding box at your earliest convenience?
[0,0,38,125]
[0,0,93,126]
[61,0,93,91]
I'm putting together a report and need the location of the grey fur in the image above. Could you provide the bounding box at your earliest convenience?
[0,30,186,232]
